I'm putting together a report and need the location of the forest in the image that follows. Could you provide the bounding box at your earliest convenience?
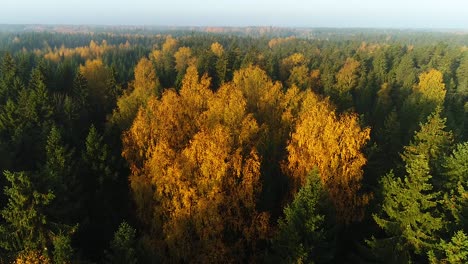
[0,26,467,263]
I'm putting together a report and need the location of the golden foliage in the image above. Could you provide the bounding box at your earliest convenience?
[415,69,446,104]
[123,63,372,261]
[336,57,361,93]
[268,36,296,49]
[287,65,311,90]
[210,42,224,57]
[109,57,160,130]
[133,57,159,92]
[44,40,118,62]
[280,53,306,80]
[174,46,194,72]
[13,250,50,264]
[79,59,112,103]
[150,49,163,63]
[122,66,269,261]
[286,91,371,223]
[162,35,178,54]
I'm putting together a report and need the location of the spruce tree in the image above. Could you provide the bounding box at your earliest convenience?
[0,171,54,253]
[271,171,335,263]
[105,222,138,264]
[369,109,452,262]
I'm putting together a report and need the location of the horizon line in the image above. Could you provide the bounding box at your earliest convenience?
[1,23,468,32]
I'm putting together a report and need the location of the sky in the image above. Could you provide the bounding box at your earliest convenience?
[1,0,467,29]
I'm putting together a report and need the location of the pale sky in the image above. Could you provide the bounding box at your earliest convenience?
[1,0,467,28]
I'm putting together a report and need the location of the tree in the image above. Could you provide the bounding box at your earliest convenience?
[79,59,114,120]
[271,171,335,263]
[42,125,79,223]
[52,234,73,264]
[0,53,20,104]
[108,57,160,131]
[122,67,269,262]
[401,69,447,143]
[370,110,452,261]
[210,42,224,58]
[336,57,361,94]
[333,57,361,109]
[105,222,137,264]
[0,171,54,254]
[280,52,306,82]
[429,231,468,264]
[12,250,51,264]
[286,90,371,223]
[287,65,310,91]
[231,65,289,215]
[78,125,124,259]
[442,142,468,232]
[174,46,193,73]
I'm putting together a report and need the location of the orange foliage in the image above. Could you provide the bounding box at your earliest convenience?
[13,250,50,264]
[122,63,371,263]
[268,36,296,49]
[286,91,371,223]
[122,66,268,262]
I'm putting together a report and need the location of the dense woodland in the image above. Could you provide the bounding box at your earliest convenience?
[0,27,467,263]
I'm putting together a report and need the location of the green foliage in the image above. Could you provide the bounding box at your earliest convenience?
[42,125,81,223]
[444,142,468,190]
[442,142,468,232]
[429,231,468,264]
[0,29,467,263]
[0,171,54,252]
[105,222,137,264]
[271,171,334,263]
[83,124,116,184]
[370,110,452,261]
[44,126,74,186]
[52,233,73,264]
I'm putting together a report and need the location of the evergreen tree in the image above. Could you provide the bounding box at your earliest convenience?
[442,142,468,233]
[104,222,137,264]
[52,233,74,264]
[369,110,452,262]
[428,231,468,264]
[77,125,123,259]
[42,125,80,222]
[0,171,54,254]
[271,171,335,263]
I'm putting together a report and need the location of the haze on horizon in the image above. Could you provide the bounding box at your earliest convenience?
[1,0,467,29]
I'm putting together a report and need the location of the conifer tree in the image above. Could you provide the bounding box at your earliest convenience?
[272,171,335,263]
[370,109,452,262]
[105,222,137,264]
[0,171,54,254]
